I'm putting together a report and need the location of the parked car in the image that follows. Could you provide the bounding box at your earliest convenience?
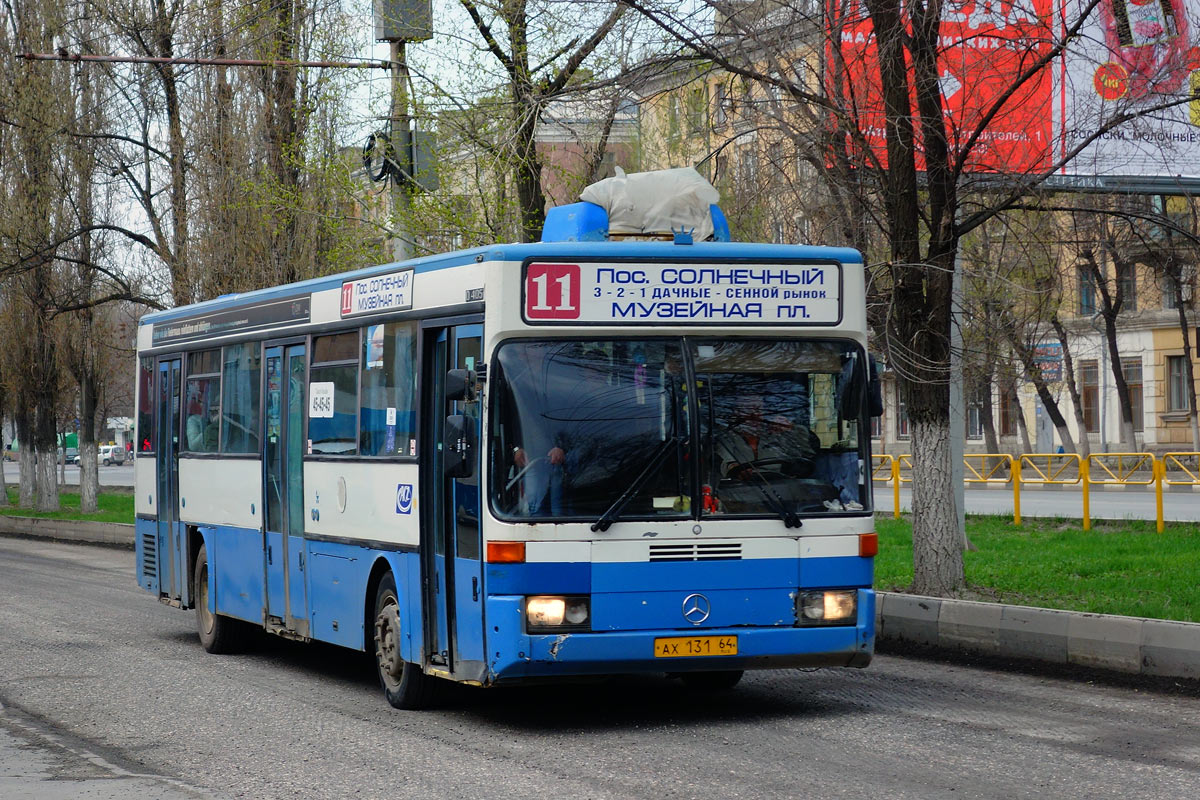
[98,444,126,466]
[63,447,80,465]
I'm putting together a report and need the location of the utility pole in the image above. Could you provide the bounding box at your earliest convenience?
[374,1,433,263]
[389,39,412,262]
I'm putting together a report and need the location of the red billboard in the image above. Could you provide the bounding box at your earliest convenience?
[827,0,1200,182]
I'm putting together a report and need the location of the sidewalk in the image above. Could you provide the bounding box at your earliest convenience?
[2,515,1198,682]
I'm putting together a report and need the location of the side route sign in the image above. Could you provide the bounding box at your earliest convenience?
[341,268,414,318]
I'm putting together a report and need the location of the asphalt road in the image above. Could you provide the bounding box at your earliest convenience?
[2,460,134,489]
[1,537,1199,799]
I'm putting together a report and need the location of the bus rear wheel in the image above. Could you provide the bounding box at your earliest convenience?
[373,572,435,710]
[194,543,246,654]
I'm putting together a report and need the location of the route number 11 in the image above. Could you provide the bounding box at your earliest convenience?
[525,263,581,320]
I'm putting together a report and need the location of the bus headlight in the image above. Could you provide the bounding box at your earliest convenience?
[796,591,857,626]
[525,596,591,632]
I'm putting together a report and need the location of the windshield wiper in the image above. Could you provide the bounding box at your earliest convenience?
[713,438,802,529]
[591,435,682,532]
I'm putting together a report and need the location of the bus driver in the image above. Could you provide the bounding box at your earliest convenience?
[717,393,816,481]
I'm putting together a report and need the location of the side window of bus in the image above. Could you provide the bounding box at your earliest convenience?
[360,322,417,457]
[310,331,359,455]
[137,357,154,453]
[183,350,221,453]
[221,342,261,453]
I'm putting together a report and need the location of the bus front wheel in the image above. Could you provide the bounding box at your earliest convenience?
[373,572,435,710]
[194,543,245,654]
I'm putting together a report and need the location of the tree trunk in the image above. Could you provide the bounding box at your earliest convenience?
[1005,321,1077,453]
[0,407,8,506]
[512,88,545,243]
[78,367,99,513]
[35,444,57,511]
[1101,310,1138,448]
[70,57,100,514]
[79,439,98,507]
[1051,316,1090,458]
[909,414,964,596]
[31,298,59,512]
[263,0,301,284]
[1012,385,1033,455]
[16,408,34,508]
[1173,284,1200,450]
[981,388,1001,456]
[152,0,192,305]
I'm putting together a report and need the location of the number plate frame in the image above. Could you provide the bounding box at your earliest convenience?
[653,635,738,658]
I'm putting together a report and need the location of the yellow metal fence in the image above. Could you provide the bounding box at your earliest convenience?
[873,452,1200,532]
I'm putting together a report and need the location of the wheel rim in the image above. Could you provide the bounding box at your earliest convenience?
[197,562,215,636]
[374,594,404,691]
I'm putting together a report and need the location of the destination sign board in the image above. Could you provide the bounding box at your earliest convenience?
[522,261,842,325]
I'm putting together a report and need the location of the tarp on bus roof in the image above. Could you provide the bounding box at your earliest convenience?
[580,167,720,241]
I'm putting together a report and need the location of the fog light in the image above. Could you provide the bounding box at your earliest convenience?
[525,595,591,632]
[564,597,589,625]
[797,591,857,626]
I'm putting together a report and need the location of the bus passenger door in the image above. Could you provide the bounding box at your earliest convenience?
[156,358,182,601]
[263,342,309,637]
[423,320,484,678]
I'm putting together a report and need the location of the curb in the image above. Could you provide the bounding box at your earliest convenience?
[877,591,1200,681]
[0,515,133,548]
[4,517,1196,682]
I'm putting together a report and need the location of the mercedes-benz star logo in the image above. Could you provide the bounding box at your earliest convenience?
[682,593,711,625]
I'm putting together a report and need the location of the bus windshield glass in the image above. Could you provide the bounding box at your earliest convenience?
[490,337,870,523]
[491,339,691,521]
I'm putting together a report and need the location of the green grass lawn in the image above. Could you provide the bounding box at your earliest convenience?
[876,514,1200,623]
[1,488,134,524]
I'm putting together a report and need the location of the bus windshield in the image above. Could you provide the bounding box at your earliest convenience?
[490,337,871,524]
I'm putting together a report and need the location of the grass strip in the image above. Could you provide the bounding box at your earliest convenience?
[1,488,134,524]
[876,514,1200,623]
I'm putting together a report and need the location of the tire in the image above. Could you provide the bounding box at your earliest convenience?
[102,458,110,466]
[680,670,744,691]
[373,572,436,709]
[194,543,246,654]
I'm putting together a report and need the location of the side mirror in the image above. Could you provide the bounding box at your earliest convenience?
[868,355,884,417]
[446,369,476,402]
[444,413,477,478]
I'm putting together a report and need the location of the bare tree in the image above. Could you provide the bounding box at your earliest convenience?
[1050,314,1091,458]
[455,0,629,241]
[1073,202,1141,449]
[1,0,68,510]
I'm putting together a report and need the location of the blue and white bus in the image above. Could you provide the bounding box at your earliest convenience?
[134,193,880,708]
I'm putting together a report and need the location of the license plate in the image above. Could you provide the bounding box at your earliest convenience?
[653,635,738,658]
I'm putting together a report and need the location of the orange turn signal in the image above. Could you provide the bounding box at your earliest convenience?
[859,533,878,558]
[486,541,526,563]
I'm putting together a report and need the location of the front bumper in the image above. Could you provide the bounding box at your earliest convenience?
[484,589,875,682]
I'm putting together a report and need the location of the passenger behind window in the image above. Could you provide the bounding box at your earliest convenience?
[186,401,205,451]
